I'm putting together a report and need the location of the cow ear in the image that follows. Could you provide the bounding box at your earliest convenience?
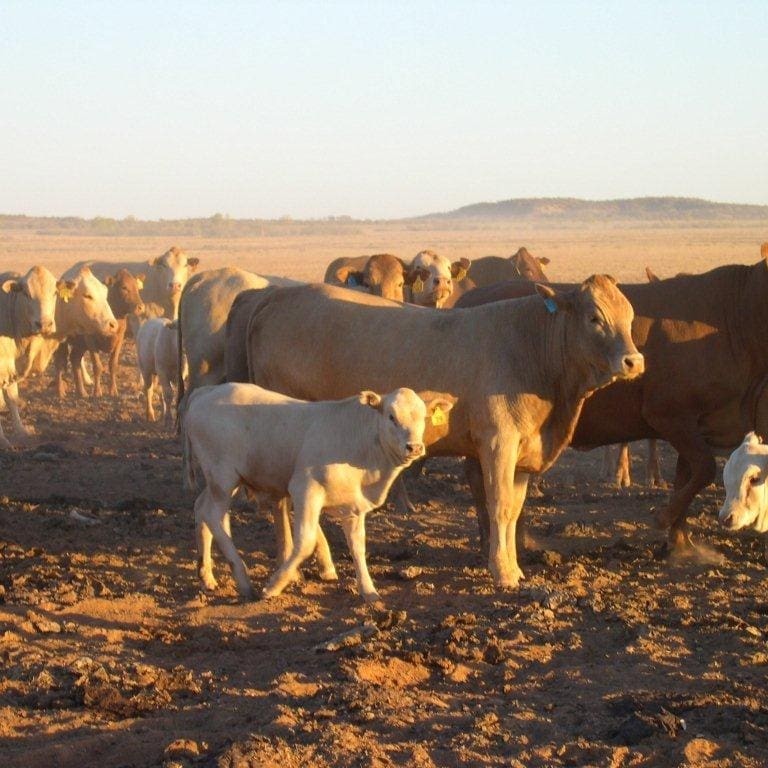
[152,256,164,266]
[104,276,115,286]
[450,258,470,281]
[336,266,364,287]
[359,391,382,410]
[56,280,76,302]
[645,267,660,283]
[1,280,21,294]
[136,273,146,283]
[187,257,200,269]
[426,396,455,427]
[535,283,571,313]
[405,267,430,286]
[538,256,551,266]
[746,431,762,446]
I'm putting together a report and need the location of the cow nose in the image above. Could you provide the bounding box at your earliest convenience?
[107,319,118,332]
[622,353,644,376]
[136,303,145,314]
[169,281,182,292]
[406,442,424,456]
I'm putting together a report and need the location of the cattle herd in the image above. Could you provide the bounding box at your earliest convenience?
[3,242,768,603]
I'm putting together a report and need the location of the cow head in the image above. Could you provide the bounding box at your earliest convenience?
[509,247,550,282]
[407,251,471,308]
[719,432,768,533]
[2,265,58,336]
[537,274,644,390]
[58,267,118,336]
[336,254,407,302]
[361,388,455,465]
[104,269,145,319]
[148,246,199,316]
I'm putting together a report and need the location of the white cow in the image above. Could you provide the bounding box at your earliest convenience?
[136,318,186,425]
[182,383,453,602]
[0,266,61,446]
[720,432,768,533]
[408,250,471,308]
[68,246,200,319]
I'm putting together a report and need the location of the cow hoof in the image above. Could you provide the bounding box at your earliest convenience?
[239,587,257,602]
[318,567,338,582]
[363,592,383,607]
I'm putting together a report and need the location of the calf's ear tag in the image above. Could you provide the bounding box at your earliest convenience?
[413,277,424,294]
[346,275,358,287]
[431,406,447,426]
[543,297,557,314]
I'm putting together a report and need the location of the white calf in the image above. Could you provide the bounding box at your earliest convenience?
[720,432,768,533]
[182,383,453,602]
[136,318,185,424]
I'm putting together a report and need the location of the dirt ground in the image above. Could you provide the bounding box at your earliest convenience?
[1,344,768,768]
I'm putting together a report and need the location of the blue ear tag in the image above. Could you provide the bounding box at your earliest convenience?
[544,297,558,314]
[346,275,359,287]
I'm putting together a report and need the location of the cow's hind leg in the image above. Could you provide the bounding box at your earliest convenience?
[465,456,489,553]
[615,443,631,488]
[5,383,34,442]
[340,510,379,603]
[194,489,218,591]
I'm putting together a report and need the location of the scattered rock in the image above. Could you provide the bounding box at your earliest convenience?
[26,612,61,634]
[398,565,423,580]
[315,623,379,652]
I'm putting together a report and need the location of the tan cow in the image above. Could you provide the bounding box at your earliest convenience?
[324,254,417,302]
[468,248,550,287]
[242,279,642,588]
[183,383,453,601]
[68,246,200,319]
[720,432,768,533]
[177,267,301,409]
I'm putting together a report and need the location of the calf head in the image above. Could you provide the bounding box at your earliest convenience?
[105,269,145,319]
[148,246,199,315]
[361,388,455,465]
[720,432,768,533]
[537,274,644,389]
[59,267,118,336]
[408,251,471,308]
[509,247,550,282]
[2,265,58,335]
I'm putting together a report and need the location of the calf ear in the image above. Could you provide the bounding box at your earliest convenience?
[426,397,455,426]
[450,258,471,281]
[745,431,762,446]
[1,280,22,294]
[187,257,200,269]
[538,256,551,266]
[336,266,365,287]
[645,267,660,283]
[535,283,572,313]
[359,391,382,409]
[104,276,115,286]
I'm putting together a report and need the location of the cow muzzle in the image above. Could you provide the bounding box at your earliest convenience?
[404,442,425,462]
[719,502,745,531]
[612,351,644,379]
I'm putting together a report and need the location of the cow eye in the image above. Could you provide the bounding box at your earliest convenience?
[83,294,93,300]
[750,474,761,486]
[389,414,397,425]
[590,315,601,324]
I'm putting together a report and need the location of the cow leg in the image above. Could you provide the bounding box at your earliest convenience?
[54,343,68,399]
[465,456,489,552]
[315,525,338,581]
[194,489,218,591]
[144,374,157,422]
[158,370,174,426]
[263,485,325,599]
[505,471,529,578]
[0,391,11,449]
[202,485,254,599]
[108,326,125,397]
[340,510,379,604]
[477,434,524,588]
[646,439,663,487]
[389,475,416,515]
[90,351,104,397]
[615,443,631,488]
[5,382,34,441]
[69,346,88,399]
[274,495,293,565]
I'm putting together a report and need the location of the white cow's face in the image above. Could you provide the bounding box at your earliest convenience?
[408,251,470,308]
[720,433,768,533]
[59,268,118,336]
[362,388,454,465]
[151,246,199,298]
[2,265,58,335]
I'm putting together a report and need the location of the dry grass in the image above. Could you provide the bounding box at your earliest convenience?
[1,221,766,283]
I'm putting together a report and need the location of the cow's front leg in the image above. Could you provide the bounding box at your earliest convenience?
[465,456,489,552]
[340,509,379,603]
[477,433,523,589]
[91,351,104,397]
[5,383,34,441]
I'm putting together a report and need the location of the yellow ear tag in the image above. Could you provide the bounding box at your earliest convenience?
[136,278,144,290]
[413,277,424,294]
[57,286,74,303]
[431,406,447,426]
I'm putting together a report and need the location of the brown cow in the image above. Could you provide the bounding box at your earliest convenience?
[241,279,642,588]
[457,249,768,550]
[324,254,415,302]
[468,247,550,287]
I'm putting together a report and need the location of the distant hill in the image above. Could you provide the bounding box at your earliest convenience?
[424,197,768,221]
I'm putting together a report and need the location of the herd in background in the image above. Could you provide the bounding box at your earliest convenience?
[3,242,768,601]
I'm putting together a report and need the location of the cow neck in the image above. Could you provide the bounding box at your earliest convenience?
[531,305,601,472]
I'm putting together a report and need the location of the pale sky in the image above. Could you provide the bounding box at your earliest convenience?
[2,1,767,220]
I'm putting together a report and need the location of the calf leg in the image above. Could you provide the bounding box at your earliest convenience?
[90,351,104,397]
[69,345,88,398]
[616,443,631,487]
[389,475,416,515]
[144,374,157,422]
[158,371,175,426]
[0,391,11,449]
[108,324,125,396]
[195,491,218,591]
[274,496,337,580]
[465,456,489,552]
[340,511,379,603]
[263,485,324,598]
[646,439,663,487]
[53,343,68,399]
[314,526,338,581]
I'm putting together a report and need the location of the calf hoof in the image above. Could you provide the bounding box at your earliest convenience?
[362,591,383,607]
[199,574,218,592]
[318,567,338,582]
